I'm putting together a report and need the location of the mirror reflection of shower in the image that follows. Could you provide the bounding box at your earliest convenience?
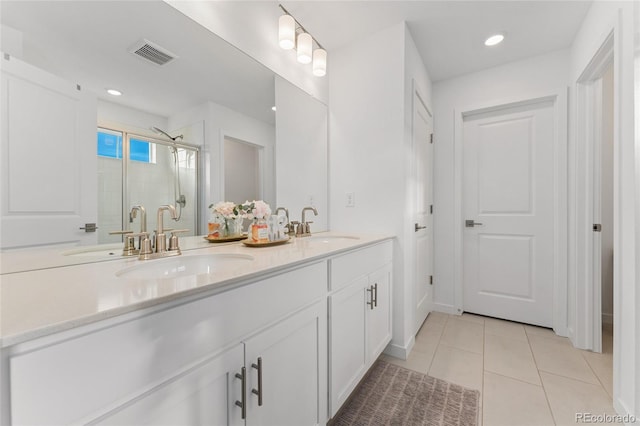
[151,127,187,221]
[97,127,200,244]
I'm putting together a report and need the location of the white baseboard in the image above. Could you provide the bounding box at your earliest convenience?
[384,336,415,361]
[431,303,458,315]
[602,312,614,325]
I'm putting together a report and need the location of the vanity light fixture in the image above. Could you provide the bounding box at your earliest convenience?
[297,32,313,64]
[278,14,296,50]
[484,33,505,46]
[313,48,327,77]
[106,89,122,96]
[278,4,327,77]
[272,106,277,111]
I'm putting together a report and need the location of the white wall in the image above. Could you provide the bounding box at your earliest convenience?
[275,76,328,231]
[330,22,432,357]
[432,50,570,311]
[169,101,275,232]
[567,1,637,417]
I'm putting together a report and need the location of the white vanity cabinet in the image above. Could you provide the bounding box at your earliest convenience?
[7,262,327,426]
[98,301,327,426]
[328,241,393,417]
[96,343,246,426]
[244,301,326,426]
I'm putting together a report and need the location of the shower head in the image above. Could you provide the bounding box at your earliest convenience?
[150,126,183,141]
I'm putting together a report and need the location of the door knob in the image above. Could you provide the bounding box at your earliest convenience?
[465,220,483,228]
[414,223,427,232]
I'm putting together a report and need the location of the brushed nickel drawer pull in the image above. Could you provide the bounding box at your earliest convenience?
[235,367,246,419]
[251,357,263,406]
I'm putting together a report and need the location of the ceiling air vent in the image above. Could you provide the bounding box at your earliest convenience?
[129,39,177,66]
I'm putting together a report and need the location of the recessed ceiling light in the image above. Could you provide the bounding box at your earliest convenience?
[106,89,122,96]
[272,106,277,112]
[484,34,505,47]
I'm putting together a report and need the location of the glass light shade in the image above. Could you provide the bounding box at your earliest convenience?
[279,15,295,50]
[313,48,327,77]
[297,33,312,64]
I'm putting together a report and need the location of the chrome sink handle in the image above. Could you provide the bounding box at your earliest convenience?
[168,229,189,252]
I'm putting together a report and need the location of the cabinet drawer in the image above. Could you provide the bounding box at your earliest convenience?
[330,240,392,291]
[10,261,326,425]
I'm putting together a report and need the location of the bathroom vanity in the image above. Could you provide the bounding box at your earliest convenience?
[0,233,393,425]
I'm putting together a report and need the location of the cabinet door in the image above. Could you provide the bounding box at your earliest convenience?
[95,344,245,426]
[244,301,327,426]
[329,276,367,417]
[367,264,392,363]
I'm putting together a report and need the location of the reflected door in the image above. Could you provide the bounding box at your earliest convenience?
[1,55,97,248]
[462,99,555,327]
[224,136,262,204]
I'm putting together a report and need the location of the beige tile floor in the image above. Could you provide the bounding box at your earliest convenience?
[381,312,617,426]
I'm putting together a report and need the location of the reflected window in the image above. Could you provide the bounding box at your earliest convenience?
[97,129,122,159]
[97,129,155,164]
[130,138,156,164]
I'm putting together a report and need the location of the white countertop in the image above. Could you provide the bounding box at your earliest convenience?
[0,232,393,348]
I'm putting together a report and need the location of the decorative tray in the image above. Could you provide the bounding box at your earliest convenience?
[242,237,291,248]
[203,235,248,243]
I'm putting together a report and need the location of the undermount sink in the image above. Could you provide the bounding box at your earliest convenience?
[305,235,360,243]
[115,253,254,280]
[62,244,123,258]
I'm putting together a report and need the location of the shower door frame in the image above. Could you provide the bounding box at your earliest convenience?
[99,126,201,239]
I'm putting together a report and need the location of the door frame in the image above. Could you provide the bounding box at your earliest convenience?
[411,82,433,334]
[575,31,614,352]
[452,89,568,336]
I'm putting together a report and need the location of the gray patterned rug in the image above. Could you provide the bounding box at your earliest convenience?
[332,359,480,426]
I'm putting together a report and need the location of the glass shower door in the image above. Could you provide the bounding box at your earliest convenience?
[126,136,199,238]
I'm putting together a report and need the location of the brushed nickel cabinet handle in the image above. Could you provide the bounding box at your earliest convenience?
[235,367,246,419]
[373,283,378,308]
[251,357,263,406]
[366,286,374,310]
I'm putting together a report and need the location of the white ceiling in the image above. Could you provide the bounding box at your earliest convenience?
[0,1,592,123]
[281,1,592,81]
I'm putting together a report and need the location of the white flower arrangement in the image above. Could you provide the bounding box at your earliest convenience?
[242,200,271,220]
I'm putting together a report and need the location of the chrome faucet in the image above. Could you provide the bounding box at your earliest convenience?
[129,205,147,253]
[155,204,178,253]
[297,206,318,237]
[130,205,147,233]
[275,207,292,235]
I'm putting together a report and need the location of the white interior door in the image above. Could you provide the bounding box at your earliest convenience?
[462,99,556,327]
[1,55,97,249]
[413,93,434,333]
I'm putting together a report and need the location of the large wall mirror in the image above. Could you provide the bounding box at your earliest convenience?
[0,0,328,254]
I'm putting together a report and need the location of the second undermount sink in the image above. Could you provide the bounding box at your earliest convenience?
[115,253,254,280]
[305,235,360,243]
[62,244,123,258]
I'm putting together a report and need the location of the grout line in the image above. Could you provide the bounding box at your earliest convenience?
[580,349,614,400]
[526,323,558,426]
[480,318,485,426]
[484,370,543,388]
